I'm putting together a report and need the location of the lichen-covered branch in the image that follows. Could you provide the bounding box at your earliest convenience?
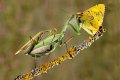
[15,26,105,80]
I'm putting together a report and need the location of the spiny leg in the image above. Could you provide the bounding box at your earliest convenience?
[64,42,68,52]
[63,36,74,52]
[65,36,73,45]
[34,55,37,68]
[60,36,73,47]
[29,36,38,68]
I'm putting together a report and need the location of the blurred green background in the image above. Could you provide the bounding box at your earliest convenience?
[0,0,120,80]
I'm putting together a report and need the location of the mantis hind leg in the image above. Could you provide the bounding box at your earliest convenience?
[34,55,37,68]
[27,36,38,68]
[60,36,73,52]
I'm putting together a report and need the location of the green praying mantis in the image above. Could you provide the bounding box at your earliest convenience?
[15,14,82,68]
[15,14,81,58]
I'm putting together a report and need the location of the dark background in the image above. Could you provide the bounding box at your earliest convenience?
[0,0,120,80]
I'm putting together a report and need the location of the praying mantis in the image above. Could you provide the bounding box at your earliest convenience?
[15,15,81,58]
